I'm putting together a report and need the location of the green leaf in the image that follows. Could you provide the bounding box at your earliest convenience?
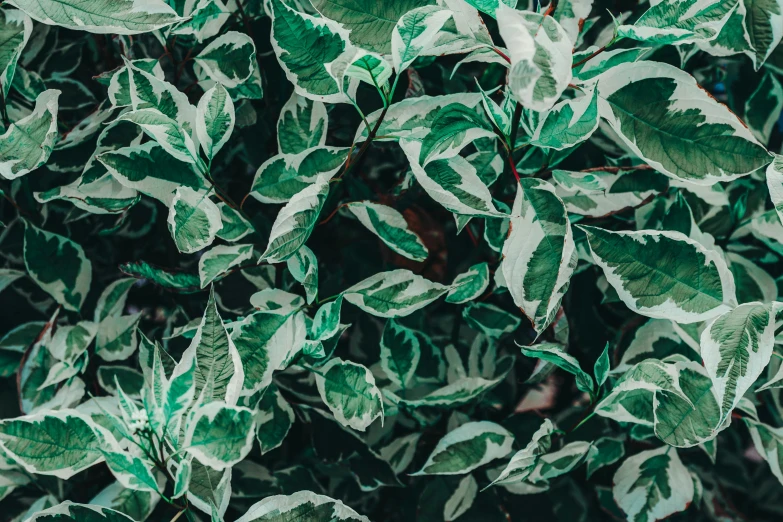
[195,31,256,88]
[745,72,783,144]
[254,383,294,455]
[613,447,694,522]
[521,343,595,397]
[594,343,610,388]
[269,0,351,103]
[24,502,136,521]
[99,142,209,205]
[180,288,244,404]
[497,5,572,112]
[277,92,327,155]
[502,178,576,334]
[586,437,625,478]
[0,8,32,98]
[231,309,306,395]
[199,243,254,288]
[119,260,200,292]
[379,319,421,389]
[346,201,429,262]
[286,246,318,304]
[185,402,255,469]
[401,140,501,217]
[745,418,783,488]
[392,5,453,72]
[312,0,433,55]
[0,89,59,179]
[101,450,158,492]
[596,61,770,184]
[117,109,202,168]
[413,421,513,475]
[23,220,92,312]
[260,176,330,263]
[235,491,371,522]
[250,146,348,204]
[167,186,221,254]
[314,357,383,431]
[197,83,235,161]
[580,226,736,323]
[7,0,181,34]
[701,301,776,416]
[344,268,449,318]
[654,360,723,447]
[447,262,489,304]
[462,302,521,338]
[488,418,555,486]
[0,412,103,479]
[531,88,599,150]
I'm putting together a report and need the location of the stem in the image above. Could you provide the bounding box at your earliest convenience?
[338,105,389,180]
[491,47,511,63]
[572,43,609,69]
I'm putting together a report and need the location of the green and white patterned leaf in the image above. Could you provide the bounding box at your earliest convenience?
[250,147,348,204]
[167,186,221,254]
[0,8,32,98]
[415,103,496,165]
[117,109,202,168]
[581,227,736,323]
[24,502,136,521]
[235,491,371,522]
[522,343,595,397]
[617,0,734,45]
[745,72,783,144]
[231,309,306,395]
[654,360,723,447]
[312,0,432,55]
[287,246,318,304]
[124,58,195,128]
[314,357,383,431]
[586,437,625,478]
[23,221,92,312]
[346,201,428,262]
[99,142,209,205]
[444,474,478,521]
[596,61,770,185]
[401,140,500,217]
[447,262,489,304]
[344,50,393,88]
[462,302,520,338]
[766,155,783,226]
[616,319,699,373]
[6,0,181,34]
[270,0,352,103]
[613,447,694,522]
[396,361,511,409]
[497,5,572,112]
[554,0,594,45]
[531,88,599,150]
[343,268,449,318]
[260,176,329,263]
[101,450,157,492]
[701,301,776,416]
[392,5,453,72]
[90,481,158,520]
[554,168,668,217]
[488,418,555,486]
[199,244,253,288]
[596,359,685,426]
[0,411,103,479]
[196,84,235,162]
[413,421,513,475]
[355,93,483,142]
[277,92,327,155]
[745,418,783,487]
[95,313,141,362]
[217,203,253,242]
[170,0,230,42]
[0,89,59,179]
[180,288,244,404]
[379,319,421,389]
[502,178,576,335]
[194,31,256,88]
[255,383,294,455]
[185,402,255,469]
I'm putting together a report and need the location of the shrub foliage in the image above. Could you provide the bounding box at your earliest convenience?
[2,0,783,520]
